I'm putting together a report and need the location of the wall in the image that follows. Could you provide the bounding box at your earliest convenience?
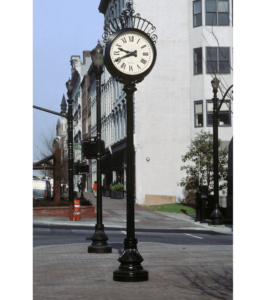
[133,0,191,203]
[33,206,95,218]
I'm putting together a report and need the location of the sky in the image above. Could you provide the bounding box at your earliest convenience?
[33,0,104,161]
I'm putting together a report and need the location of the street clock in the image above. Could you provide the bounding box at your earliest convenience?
[104,28,157,82]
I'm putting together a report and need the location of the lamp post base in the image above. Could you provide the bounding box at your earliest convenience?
[87,224,112,254]
[113,238,148,282]
[210,204,223,225]
[195,211,200,222]
[113,266,148,282]
[200,219,208,224]
[88,244,112,253]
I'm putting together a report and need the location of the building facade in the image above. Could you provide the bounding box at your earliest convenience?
[69,51,91,191]
[95,0,233,205]
[81,69,92,192]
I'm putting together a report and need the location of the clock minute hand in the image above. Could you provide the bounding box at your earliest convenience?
[115,50,137,62]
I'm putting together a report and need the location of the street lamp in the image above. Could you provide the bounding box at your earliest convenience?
[91,42,104,67]
[210,77,223,225]
[66,79,74,206]
[87,42,112,254]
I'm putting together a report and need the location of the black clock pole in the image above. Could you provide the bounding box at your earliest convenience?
[113,82,148,282]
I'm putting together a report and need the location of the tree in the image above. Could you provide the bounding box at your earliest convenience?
[53,137,69,185]
[177,130,228,199]
[34,124,68,183]
[35,125,56,178]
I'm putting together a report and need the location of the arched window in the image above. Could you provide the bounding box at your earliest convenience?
[116,113,118,142]
[106,121,108,147]
[112,84,115,105]
[117,0,119,16]
[119,110,122,139]
[124,104,127,137]
[114,2,117,18]
[121,109,124,138]
[107,86,111,114]
[115,82,117,100]
[113,116,116,143]
[109,119,113,145]
[113,80,116,102]
[117,113,119,141]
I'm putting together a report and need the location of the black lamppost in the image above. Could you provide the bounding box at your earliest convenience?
[210,77,223,225]
[80,180,84,199]
[87,42,112,253]
[66,79,74,205]
[113,82,148,282]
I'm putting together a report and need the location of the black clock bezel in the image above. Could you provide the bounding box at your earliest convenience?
[104,28,157,82]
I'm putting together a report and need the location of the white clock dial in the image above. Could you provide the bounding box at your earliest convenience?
[110,31,154,75]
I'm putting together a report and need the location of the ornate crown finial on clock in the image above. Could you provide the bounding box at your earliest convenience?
[102,1,158,44]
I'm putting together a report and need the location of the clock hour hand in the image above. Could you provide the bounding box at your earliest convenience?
[115,50,137,62]
[118,47,130,53]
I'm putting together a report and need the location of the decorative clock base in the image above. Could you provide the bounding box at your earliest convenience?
[113,238,148,282]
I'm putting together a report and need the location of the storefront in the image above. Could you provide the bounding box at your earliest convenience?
[101,138,127,186]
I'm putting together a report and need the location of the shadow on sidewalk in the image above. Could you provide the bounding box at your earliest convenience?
[109,243,123,255]
[177,265,233,299]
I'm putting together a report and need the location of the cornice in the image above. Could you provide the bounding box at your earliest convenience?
[98,0,110,15]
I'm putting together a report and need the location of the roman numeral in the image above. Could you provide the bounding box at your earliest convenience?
[141,59,147,65]
[114,51,120,55]
[141,45,146,49]
[116,44,122,47]
[116,60,121,64]
[129,36,134,42]
[137,39,140,44]
[121,63,126,69]
[121,38,127,43]
[143,52,148,56]
[137,65,141,70]
[129,66,133,72]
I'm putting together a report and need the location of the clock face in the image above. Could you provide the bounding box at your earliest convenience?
[110,30,154,76]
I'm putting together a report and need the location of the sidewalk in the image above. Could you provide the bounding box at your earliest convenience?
[33,190,233,234]
[34,242,232,300]
[33,191,233,300]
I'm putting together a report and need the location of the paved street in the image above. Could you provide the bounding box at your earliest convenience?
[33,191,233,299]
[33,225,232,248]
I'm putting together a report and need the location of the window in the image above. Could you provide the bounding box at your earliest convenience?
[206,47,230,74]
[194,101,204,127]
[74,135,78,143]
[194,48,202,75]
[207,100,231,126]
[232,0,233,26]
[206,0,229,26]
[193,1,202,27]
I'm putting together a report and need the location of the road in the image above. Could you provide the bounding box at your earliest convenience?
[33,224,232,251]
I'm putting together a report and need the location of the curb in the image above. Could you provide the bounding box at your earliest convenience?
[33,220,233,234]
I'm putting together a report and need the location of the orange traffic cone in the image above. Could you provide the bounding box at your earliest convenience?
[73,199,81,220]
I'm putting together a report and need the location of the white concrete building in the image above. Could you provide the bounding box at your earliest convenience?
[69,52,91,190]
[95,0,233,204]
